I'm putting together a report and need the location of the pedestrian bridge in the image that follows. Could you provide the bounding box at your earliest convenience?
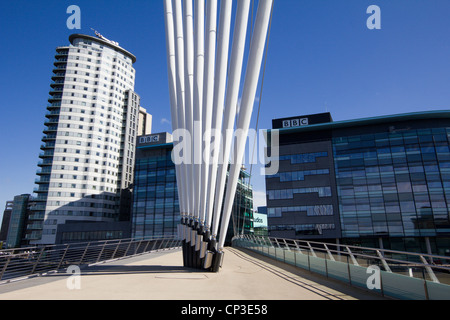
[233,235,450,300]
[0,235,448,300]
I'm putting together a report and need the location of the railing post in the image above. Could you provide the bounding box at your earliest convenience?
[273,239,278,259]
[307,242,317,258]
[79,242,90,265]
[167,238,172,249]
[124,239,133,257]
[112,240,122,259]
[168,238,175,249]
[324,244,335,261]
[294,240,297,266]
[164,239,168,250]
[250,235,257,251]
[347,254,352,286]
[57,244,70,270]
[143,239,151,253]
[421,267,430,300]
[0,254,12,281]
[150,240,158,252]
[283,239,290,251]
[376,250,391,273]
[346,246,359,266]
[420,255,439,283]
[274,238,281,249]
[293,240,303,254]
[172,238,178,249]
[31,247,46,275]
[307,247,311,272]
[135,239,143,255]
[158,239,166,251]
[96,240,108,263]
[254,235,263,249]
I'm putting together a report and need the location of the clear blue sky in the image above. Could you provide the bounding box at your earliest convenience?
[1,0,450,221]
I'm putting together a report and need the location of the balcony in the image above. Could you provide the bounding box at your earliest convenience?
[52,65,66,73]
[50,81,64,88]
[53,59,67,66]
[40,143,55,150]
[27,213,45,220]
[34,194,48,201]
[48,95,62,102]
[33,186,49,193]
[51,73,66,80]
[45,110,60,118]
[43,126,58,133]
[39,151,54,158]
[24,231,42,241]
[46,103,61,111]
[55,49,69,57]
[42,134,56,141]
[43,118,59,126]
[49,87,63,95]
[27,222,43,230]
[38,160,53,166]
[35,176,50,184]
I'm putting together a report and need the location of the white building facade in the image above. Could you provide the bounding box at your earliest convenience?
[32,34,150,245]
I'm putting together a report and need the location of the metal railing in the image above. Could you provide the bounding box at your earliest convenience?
[233,235,450,300]
[0,236,181,283]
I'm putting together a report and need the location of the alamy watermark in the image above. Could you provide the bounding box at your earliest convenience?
[366,265,381,290]
[66,265,81,290]
[67,5,81,30]
[171,127,280,176]
[367,5,381,30]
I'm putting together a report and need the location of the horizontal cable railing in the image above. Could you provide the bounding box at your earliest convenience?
[0,236,181,283]
[233,235,450,300]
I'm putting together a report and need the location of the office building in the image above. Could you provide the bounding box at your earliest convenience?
[31,33,151,245]
[132,132,179,238]
[132,133,254,244]
[0,201,14,245]
[226,169,254,243]
[253,207,268,236]
[1,195,39,248]
[266,111,450,255]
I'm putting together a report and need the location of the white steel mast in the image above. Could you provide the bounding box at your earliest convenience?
[164,0,274,272]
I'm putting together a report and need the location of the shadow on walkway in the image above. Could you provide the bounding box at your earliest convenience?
[75,264,196,276]
[230,247,389,300]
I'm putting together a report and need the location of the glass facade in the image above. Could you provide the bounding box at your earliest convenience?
[267,112,450,255]
[61,230,124,242]
[265,138,340,239]
[333,126,450,255]
[132,145,179,239]
[132,133,254,243]
[227,173,254,244]
[6,195,31,248]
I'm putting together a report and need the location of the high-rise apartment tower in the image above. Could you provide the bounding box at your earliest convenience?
[31,33,151,245]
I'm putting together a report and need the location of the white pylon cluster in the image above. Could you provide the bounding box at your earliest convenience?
[163,0,273,272]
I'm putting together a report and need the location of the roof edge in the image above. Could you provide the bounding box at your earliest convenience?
[69,34,137,64]
[269,110,450,134]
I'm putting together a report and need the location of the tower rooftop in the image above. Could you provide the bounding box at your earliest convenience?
[69,33,137,64]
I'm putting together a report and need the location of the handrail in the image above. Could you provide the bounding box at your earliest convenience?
[285,242,450,273]
[235,235,450,282]
[233,235,450,300]
[269,236,448,263]
[0,236,181,283]
[0,236,168,255]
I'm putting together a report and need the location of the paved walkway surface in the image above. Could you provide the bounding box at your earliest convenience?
[0,247,387,300]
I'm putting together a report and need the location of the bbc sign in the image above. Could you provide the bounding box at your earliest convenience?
[282,118,309,128]
[139,135,160,144]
